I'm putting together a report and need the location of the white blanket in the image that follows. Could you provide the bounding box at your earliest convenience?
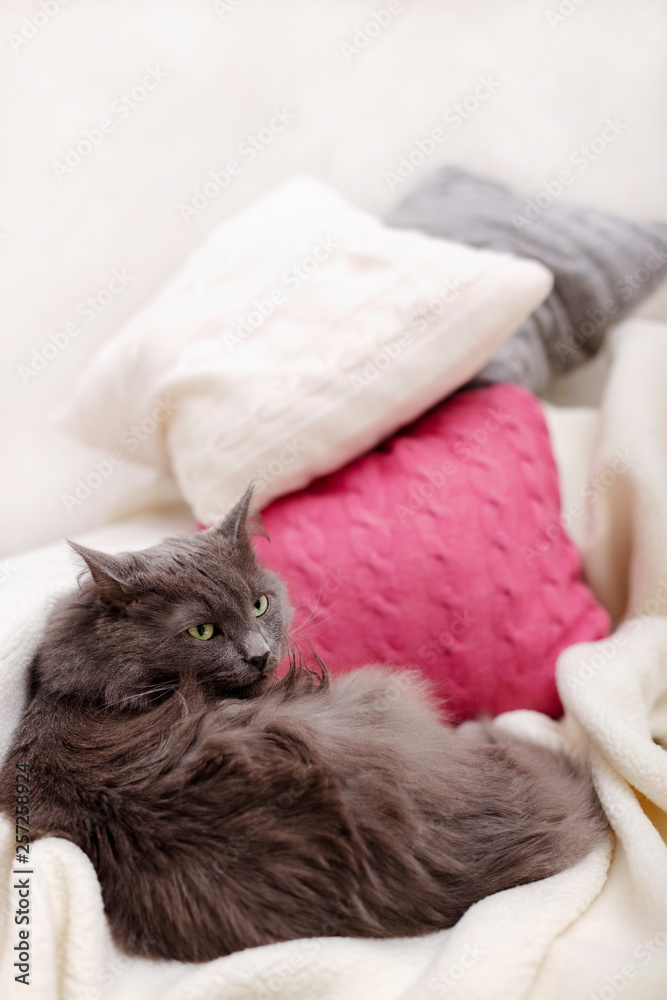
[2,319,667,999]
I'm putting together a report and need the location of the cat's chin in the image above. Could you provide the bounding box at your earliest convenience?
[211,673,273,701]
[233,679,269,699]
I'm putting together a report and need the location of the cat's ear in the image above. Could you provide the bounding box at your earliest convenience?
[68,541,141,607]
[212,484,267,544]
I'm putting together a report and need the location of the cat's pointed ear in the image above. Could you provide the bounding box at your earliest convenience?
[212,484,267,544]
[68,541,140,607]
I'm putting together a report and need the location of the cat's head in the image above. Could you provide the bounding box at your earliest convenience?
[37,486,292,710]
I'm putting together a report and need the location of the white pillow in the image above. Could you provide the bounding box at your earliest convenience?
[58,177,552,524]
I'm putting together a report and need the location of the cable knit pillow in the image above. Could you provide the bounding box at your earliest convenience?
[255,384,610,721]
[56,177,551,525]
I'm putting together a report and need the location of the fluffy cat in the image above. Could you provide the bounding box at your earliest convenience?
[0,487,608,962]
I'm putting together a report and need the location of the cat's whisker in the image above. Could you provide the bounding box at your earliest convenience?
[288,570,346,638]
[305,575,332,616]
[287,602,321,634]
[289,594,337,634]
[282,575,330,640]
[290,609,335,637]
[102,682,178,711]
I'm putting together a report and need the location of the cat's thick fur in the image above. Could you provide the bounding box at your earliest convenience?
[0,489,608,962]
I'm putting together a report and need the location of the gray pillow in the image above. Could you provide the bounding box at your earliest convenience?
[386,166,667,392]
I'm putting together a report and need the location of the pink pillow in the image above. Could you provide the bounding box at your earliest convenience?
[254,385,609,721]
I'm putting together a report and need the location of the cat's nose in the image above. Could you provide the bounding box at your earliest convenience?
[247,652,269,674]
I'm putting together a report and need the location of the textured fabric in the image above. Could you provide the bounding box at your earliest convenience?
[575,318,667,625]
[5,316,667,995]
[55,176,552,525]
[387,166,667,393]
[255,384,609,721]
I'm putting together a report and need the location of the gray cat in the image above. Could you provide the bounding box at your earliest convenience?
[0,487,608,962]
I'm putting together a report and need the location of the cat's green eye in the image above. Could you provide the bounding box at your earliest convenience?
[253,595,269,617]
[188,624,215,641]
